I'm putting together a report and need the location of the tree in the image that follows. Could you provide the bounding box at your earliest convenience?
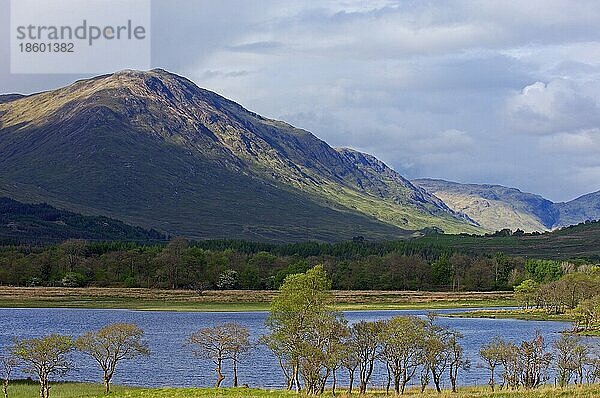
[497,339,520,389]
[224,323,251,387]
[448,331,469,393]
[553,334,589,386]
[0,354,18,398]
[340,337,359,395]
[351,320,383,394]
[265,265,335,393]
[189,322,251,388]
[154,237,189,289]
[479,338,504,391]
[378,316,426,394]
[514,279,539,309]
[75,323,150,393]
[573,295,600,332]
[518,331,552,389]
[297,314,347,395]
[421,323,452,393]
[261,334,295,390]
[59,239,87,273]
[11,334,73,398]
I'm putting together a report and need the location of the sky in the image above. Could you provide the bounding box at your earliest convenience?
[2,0,600,202]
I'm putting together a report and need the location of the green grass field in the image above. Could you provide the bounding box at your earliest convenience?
[7,382,600,398]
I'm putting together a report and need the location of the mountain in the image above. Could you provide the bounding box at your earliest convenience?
[0,69,479,242]
[0,94,25,104]
[0,197,166,244]
[555,191,600,227]
[413,179,600,232]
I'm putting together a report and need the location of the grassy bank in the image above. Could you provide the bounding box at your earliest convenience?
[0,287,515,312]
[7,382,600,398]
[444,308,574,322]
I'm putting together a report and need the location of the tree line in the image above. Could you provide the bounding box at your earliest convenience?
[2,265,600,397]
[513,265,600,334]
[0,237,583,291]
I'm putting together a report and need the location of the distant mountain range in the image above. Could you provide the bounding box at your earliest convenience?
[413,179,600,232]
[0,69,479,242]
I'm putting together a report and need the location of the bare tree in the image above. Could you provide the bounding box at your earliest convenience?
[11,334,73,398]
[59,239,87,273]
[448,331,469,393]
[189,322,251,388]
[554,334,589,386]
[480,338,504,391]
[224,323,251,387]
[518,331,553,389]
[498,339,520,389]
[75,323,150,393]
[0,354,18,398]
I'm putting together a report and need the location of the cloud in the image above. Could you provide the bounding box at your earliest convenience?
[540,128,600,155]
[200,70,250,79]
[226,41,284,53]
[505,79,600,135]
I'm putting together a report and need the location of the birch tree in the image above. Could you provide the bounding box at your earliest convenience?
[75,323,150,393]
[0,354,18,398]
[11,334,73,398]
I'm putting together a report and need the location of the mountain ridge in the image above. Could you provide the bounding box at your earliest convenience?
[0,69,480,241]
[413,178,600,232]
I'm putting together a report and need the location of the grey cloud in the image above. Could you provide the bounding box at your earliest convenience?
[226,41,284,53]
[505,79,600,135]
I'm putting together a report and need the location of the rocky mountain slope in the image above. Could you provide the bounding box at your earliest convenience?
[555,190,600,228]
[0,69,479,242]
[413,179,600,232]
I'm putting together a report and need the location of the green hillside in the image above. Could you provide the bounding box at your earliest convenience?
[415,220,600,260]
[0,197,166,244]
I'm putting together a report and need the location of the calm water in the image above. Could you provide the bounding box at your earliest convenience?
[0,308,571,390]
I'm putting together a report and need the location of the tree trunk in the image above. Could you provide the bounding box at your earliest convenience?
[433,374,441,393]
[332,369,337,397]
[41,380,50,398]
[39,378,45,398]
[359,380,367,394]
[348,370,354,394]
[104,375,111,393]
[103,368,115,394]
[394,374,401,395]
[233,358,238,387]
[385,363,391,394]
[215,359,225,387]
[3,379,9,398]
[293,363,300,393]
